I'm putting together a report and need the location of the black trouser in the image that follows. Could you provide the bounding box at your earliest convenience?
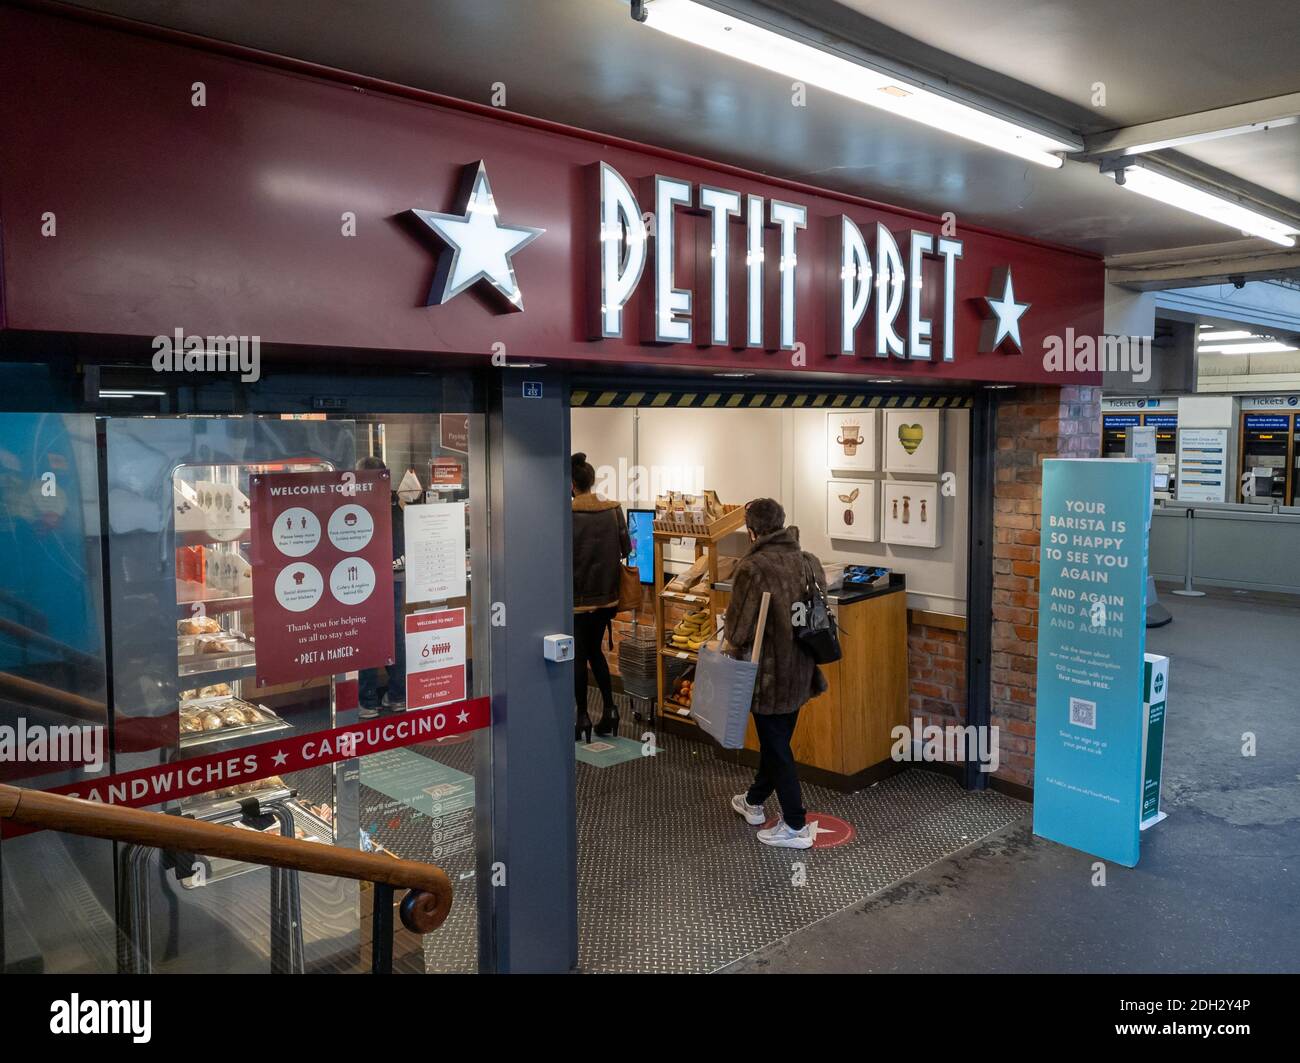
[746,710,806,830]
[574,607,617,720]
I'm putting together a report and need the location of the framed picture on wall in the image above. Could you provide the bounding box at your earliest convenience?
[827,410,877,471]
[827,480,878,542]
[881,481,940,548]
[882,409,942,474]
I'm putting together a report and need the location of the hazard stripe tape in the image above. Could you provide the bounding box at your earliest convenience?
[569,389,975,408]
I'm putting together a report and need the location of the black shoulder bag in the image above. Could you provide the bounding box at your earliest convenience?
[795,553,842,664]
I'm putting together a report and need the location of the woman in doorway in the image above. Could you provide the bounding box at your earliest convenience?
[571,452,631,742]
[725,498,828,849]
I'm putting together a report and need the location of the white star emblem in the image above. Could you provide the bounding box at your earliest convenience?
[456,708,470,724]
[272,750,288,767]
[980,267,1030,353]
[409,160,544,311]
[807,819,833,841]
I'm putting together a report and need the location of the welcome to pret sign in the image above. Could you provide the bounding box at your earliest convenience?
[250,469,395,686]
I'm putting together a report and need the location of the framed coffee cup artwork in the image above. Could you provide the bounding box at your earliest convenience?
[881,481,940,548]
[882,409,942,474]
[827,480,878,542]
[826,410,877,471]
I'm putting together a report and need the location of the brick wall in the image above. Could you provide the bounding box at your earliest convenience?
[908,621,967,730]
[991,384,1102,789]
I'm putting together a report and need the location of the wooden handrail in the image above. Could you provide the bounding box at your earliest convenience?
[0,783,452,933]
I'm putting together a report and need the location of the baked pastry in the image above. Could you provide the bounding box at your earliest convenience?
[199,683,232,698]
[198,711,224,732]
[179,714,203,734]
[178,616,221,636]
[218,705,252,727]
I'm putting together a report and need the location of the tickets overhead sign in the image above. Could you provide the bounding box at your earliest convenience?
[249,469,395,686]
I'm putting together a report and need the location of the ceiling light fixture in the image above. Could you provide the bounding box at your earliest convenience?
[1104,159,1298,247]
[633,0,1080,168]
[1196,341,1298,355]
[1197,331,1254,341]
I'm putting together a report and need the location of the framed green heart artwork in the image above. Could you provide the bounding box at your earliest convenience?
[882,408,943,474]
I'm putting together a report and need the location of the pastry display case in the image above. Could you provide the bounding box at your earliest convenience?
[104,417,360,973]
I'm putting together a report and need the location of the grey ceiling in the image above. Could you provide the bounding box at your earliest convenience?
[61,0,1300,260]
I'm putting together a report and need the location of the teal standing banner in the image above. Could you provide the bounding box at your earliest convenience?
[1033,458,1152,867]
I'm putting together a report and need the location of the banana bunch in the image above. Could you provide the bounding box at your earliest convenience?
[669,609,714,650]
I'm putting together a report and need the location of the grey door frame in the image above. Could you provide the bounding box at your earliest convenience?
[480,369,577,973]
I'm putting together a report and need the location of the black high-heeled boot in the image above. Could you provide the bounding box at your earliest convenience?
[594,707,620,738]
[576,706,593,744]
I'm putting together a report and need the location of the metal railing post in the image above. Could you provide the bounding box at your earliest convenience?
[371,883,395,975]
[1171,506,1205,597]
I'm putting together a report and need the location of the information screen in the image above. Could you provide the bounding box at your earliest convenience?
[628,509,656,585]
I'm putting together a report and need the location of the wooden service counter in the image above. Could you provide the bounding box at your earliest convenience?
[715,574,910,790]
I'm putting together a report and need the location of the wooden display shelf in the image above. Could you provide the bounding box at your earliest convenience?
[652,502,745,541]
[652,500,740,722]
[659,589,710,605]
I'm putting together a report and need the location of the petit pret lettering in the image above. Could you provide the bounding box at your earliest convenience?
[591,161,965,360]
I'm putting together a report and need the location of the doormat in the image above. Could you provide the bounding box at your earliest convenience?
[576,735,648,768]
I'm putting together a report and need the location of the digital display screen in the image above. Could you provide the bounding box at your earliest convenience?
[628,509,656,585]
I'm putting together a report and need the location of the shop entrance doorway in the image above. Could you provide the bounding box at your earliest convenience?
[565,379,1017,972]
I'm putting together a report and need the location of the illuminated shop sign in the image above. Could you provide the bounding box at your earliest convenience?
[586,161,1034,363]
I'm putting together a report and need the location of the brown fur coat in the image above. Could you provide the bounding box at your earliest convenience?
[725,527,828,716]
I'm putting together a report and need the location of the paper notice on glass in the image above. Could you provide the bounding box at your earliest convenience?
[405,608,467,710]
[404,502,467,604]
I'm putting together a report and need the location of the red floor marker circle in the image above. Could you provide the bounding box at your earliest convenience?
[761,812,856,849]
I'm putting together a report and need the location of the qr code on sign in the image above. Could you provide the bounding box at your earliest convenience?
[1069,696,1097,730]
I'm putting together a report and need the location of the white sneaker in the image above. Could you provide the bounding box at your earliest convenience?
[757,818,813,849]
[730,794,767,826]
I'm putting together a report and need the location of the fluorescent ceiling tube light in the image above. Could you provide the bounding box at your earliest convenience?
[636,0,1078,168]
[1197,341,1297,354]
[1198,330,1253,341]
[1106,160,1298,247]
[1118,116,1300,157]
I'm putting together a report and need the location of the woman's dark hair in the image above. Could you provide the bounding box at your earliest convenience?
[744,497,785,537]
[571,452,596,493]
[356,455,387,472]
